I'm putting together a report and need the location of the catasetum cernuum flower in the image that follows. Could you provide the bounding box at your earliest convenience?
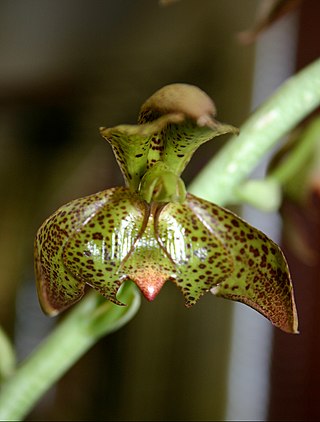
[34,83,298,333]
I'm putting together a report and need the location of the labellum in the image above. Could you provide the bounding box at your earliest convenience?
[35,83,298,333]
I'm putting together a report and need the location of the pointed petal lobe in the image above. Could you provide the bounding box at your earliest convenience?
[34,189,115,315]
[186,193,298,333]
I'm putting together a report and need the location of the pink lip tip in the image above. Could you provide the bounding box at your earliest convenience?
[143,285,158,301]
[131,269,167,302]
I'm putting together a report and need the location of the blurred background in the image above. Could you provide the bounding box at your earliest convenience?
[0,0,319,420]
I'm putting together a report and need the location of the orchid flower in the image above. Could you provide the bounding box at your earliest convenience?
[34,84,298,333]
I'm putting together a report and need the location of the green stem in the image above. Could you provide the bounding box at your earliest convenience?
[0,284,140,421]
[235,116,320,210]
[189,58,320,206]
[270,116,320,185]
[0,327,15,382]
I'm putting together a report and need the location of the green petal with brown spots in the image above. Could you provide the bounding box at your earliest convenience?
[100,114,184,192]
[36,187,162,314]
[35,186,298,333]
[62,187,150,306]
[35,189,115,315]
[139,84,239,176]
[155,200,234,305]
[100,84,239,192]
[34,83,297,334]
[160,118,239,177]
[185,194,298,334]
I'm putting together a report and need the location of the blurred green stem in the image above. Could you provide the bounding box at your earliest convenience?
[0,57,320,421]
[269,116,320,185]
[189,58,320,206]
[0,284,140,421]
[0,327,15,382]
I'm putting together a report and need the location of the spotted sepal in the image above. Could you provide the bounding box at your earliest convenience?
[100,114,184,192]
[34,187,145,315]
[139,83,239,176]
[35,190,114,315]
[62,187,149,306]
[155,200,234,305]
[183,194,298,333]
[100,84,239,194]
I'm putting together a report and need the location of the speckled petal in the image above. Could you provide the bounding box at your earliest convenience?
[139,84,239,176]
[100,84,239,193]
[100,114,184,191]
[186,194,298,333]
[155,202,234,306]
[35,189,115,315]
[159,119,239,177]
[120,206,177,302]
[62,187,148,306]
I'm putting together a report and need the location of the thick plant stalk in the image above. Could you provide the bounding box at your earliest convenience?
[189,58,320,206]
[0,284,140,421]
[0,327,15,382]
[0,58,320,421]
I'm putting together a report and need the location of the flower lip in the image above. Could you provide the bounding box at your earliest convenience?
[129,266,169,302]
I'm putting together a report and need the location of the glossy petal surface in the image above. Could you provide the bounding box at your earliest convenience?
[35,187,298,332]
[156,200,234,305]
[100,115,183,191]
[34,83,298,333]
[36,187,177,313]
[62,188,148,306]
[35,190,113,315]
[101,84,239,192]
[185,194,298,333]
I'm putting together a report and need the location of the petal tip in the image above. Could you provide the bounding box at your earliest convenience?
[136,279,166,302]
[129,267,168,302]
[143,285,160,302]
